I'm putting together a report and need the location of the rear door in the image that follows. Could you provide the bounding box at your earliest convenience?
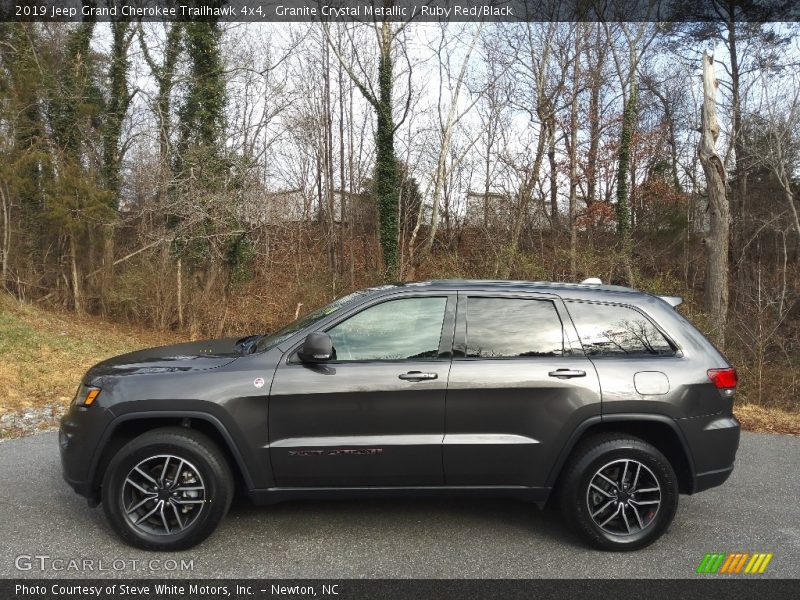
[443,292,601,487]
[563,300,681,416]
[269,293,455,487]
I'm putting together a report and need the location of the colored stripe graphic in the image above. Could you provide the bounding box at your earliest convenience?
[733,553,750,573]
[744,553,774,574]
[708,552,725,573]
[720,553,737,573]
[758,554,774,573]
[746,554,764,573]
[696,553,713,573]
[697,553,726,573]
[699,552,773,574]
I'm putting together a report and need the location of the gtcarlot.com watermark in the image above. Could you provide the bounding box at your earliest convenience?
[15,554,194,573]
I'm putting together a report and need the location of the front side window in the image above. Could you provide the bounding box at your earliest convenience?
[566,301,675,357]
[465,297,564,358]
[256,289,369,351]
[327,297,447,361]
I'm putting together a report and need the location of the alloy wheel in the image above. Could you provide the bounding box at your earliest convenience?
[586,458,661,536]
[121,454,206,536]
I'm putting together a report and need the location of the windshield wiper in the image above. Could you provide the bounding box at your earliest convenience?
[235,334,265,354]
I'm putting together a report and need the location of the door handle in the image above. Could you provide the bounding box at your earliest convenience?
[398,371,438,382]
[548,368,586,379]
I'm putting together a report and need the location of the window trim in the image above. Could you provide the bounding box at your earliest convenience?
[454,293,572,361]
[285,293,456,365]
[563,299,681,359]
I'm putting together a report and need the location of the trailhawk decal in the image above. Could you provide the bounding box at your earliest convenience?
[288,449,384,457]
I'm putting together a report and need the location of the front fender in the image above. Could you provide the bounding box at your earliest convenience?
[88,404,272,495]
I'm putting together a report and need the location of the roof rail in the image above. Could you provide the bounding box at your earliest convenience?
[580,277,603,285]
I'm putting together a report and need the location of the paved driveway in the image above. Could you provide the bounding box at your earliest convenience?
[1,431,798,578]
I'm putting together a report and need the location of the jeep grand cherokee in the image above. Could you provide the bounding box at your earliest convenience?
[60,279,740,551]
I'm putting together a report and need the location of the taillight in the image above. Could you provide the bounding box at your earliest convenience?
[707,368,737,389]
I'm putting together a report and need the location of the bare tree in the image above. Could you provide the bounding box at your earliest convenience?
[422,22,484,255]
[698,51,730,343]
[323,10,414,279]
[606,22,657,284]
[750,67,800,244]
[566,25,587,277]
[500,23,571,271]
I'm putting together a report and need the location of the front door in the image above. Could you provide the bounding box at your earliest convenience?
[444,293,601,487]
[269,294,455,487]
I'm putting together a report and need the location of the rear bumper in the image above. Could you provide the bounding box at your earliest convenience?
[694,465,734,493]
[677,413,740,494]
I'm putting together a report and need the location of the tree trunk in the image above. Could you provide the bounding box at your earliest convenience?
[177,257,183,328]
[616,77,637,244]
[698,52,730,345]
[727,17,746,249]
[586,70,601,207]
[547,114,558,228]
[615,55,638,286]
[338,50,347,270]
[585,25,606,208]
[324,15,403,279]
[375,21,400,279]
[69,235,83,315]
[101,225,114,315]
[568,31,582,278]
[0,183,9,290]
[506,118,547,275]
[103,22,131,201]
[322,34,337,275]
[424,24,483,257]
[777,165,800,244]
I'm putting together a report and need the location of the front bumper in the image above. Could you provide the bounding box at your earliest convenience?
[677,413,741,494]
[59,405,112,506]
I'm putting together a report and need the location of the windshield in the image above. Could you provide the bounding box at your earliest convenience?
[254,290,369,352]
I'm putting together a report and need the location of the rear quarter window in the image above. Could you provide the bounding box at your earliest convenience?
[566,301,675,357]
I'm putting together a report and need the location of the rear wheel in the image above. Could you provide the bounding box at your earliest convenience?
[101,427,234,551]
[559,433,678,551]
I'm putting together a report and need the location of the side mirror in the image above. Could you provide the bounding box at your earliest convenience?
[299,332,333,363]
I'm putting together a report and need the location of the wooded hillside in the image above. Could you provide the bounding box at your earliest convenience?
[1,16,798,413]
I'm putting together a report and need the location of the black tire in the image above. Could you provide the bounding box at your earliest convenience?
[558,433,678,551]
[101,427,234,551]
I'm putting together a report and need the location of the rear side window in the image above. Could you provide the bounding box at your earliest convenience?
[465,297,564,358]
[566,301,675,357]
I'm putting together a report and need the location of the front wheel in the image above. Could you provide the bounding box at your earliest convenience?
[101,427,234,551]
[559,433,678,551]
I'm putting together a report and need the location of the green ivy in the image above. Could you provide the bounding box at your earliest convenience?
[374,48,400,279]
[616,78,637,243]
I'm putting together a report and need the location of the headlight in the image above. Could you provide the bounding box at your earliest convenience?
[72,384,101,407]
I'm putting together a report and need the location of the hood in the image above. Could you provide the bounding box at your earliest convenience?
[85,337,243,381]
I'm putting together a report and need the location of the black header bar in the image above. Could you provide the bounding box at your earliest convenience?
[2,0,799,23]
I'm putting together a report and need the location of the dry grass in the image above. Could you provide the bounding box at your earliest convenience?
[0,294,180,415]
[733,403,800,436]
[1,293,798,437]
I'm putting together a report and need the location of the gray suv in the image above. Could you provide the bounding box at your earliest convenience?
[59,279,740,551]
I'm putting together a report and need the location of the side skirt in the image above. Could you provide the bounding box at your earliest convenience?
[247,485,552,507]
